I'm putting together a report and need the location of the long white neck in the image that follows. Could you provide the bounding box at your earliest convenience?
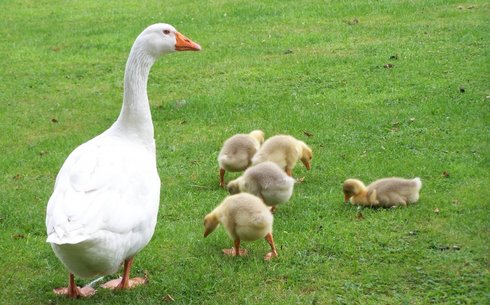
[111,43,156,146]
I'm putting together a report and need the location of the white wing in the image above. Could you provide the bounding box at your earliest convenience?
[46,135,160,245]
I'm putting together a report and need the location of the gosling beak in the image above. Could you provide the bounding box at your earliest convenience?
[344,193,351,203]
[175,32,201,51]
[303,160,311,170]
[204,229,211,238]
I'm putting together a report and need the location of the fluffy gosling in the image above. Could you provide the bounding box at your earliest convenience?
[343,177,422,207]
[204,193,278,260]
[218,130,265,187]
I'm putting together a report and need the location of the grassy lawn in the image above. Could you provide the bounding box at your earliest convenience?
[1,0,489,304]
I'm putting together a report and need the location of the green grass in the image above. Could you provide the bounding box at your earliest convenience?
[1,0,489,304]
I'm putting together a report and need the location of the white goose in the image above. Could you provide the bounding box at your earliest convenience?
[45,23,201,298]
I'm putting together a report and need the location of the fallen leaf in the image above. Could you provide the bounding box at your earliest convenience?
[39,150,48,156]
[430,244,449,251]
[408,231,417,236]
[430,244,461,251]
[356,212,364,220]
[12,233,25,240]
[409,117,416,123]
[389,54,399,60]
[296,177,305,184]
[51,118,58,123]
[345,18,359,25]
[434,208,440,214]
[384,63,394,69]
[303,130,314,137]
[162,294,175,302]
[442,171,450,178]
[284,49,293,54]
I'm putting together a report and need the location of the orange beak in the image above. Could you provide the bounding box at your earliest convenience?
[175,32,201,51]
[344,193,351,203]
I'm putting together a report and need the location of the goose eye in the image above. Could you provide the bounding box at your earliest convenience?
[163,30,171,35]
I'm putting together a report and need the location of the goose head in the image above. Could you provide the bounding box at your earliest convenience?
[342,179,366,202]
[134,23,201,58]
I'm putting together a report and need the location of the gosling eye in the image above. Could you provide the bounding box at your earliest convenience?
[163,29,171,35]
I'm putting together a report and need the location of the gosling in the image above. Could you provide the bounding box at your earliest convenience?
[218,130,265,187]
[204,193,278,260]
[227,161,295,213]
[343,177,422,207]
[252,135,312,177]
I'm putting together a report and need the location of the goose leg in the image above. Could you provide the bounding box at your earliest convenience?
[286,168,292,177]
[219,168,226,187]
[67,273,79,298]
[264,233,278,260]
[53,273,95,298]
[101,257,147,290]
[223,239,247,256]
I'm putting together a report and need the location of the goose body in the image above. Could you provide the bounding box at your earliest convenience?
[218,130,264,187]
[46,135,160,278]
[252,135,312,176]
[227,161,295,209]
[204,193,278,260]
[45,23,200,298]
[343,177,422,207]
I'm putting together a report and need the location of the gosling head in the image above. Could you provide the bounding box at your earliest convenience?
[227,179,241,195]
[299,141,313,170]
[249,130,265,145]
[342,179,366,203]
[203,213,220,238]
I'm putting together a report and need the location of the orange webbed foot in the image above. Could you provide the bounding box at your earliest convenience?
[222,248,248,256]
[264,251,278,261]
[53,285,96,298]
[101,276,147,290]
